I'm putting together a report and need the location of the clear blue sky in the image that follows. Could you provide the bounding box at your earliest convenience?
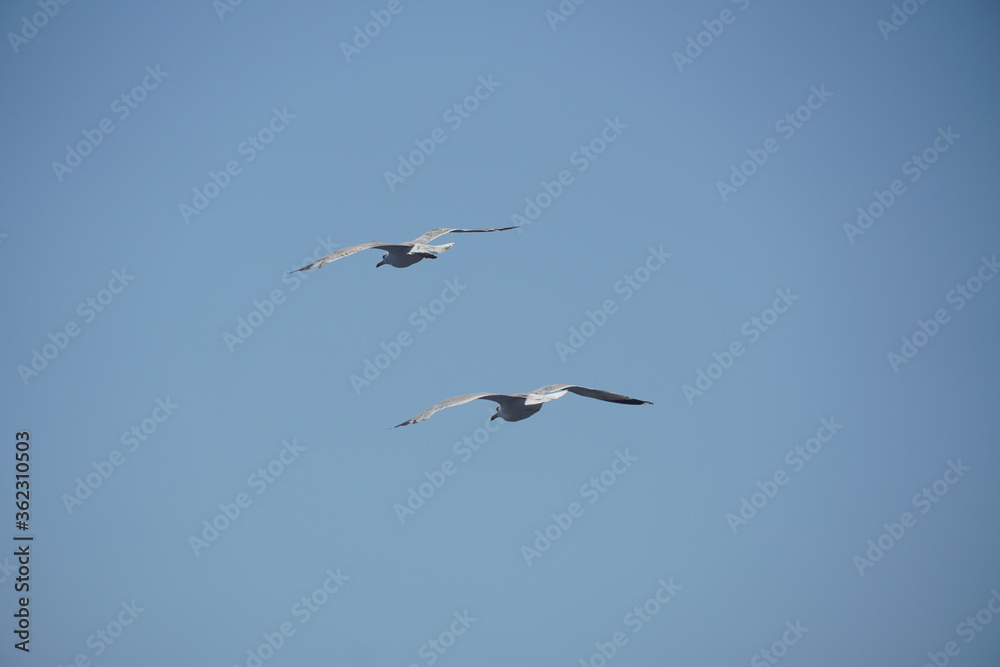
[3,1,1000,665]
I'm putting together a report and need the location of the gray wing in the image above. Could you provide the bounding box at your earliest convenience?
[410,226,519,245]
[393,392,510,427]
[529,384,653,406]
[288,242,406,273]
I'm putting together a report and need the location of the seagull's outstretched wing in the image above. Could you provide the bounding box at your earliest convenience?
[410,226,519,245]
[528,384,653,406]
[394,392,510,427]
[288,242,405,273]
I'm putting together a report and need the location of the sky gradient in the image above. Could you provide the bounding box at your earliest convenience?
[2,1,1000,666]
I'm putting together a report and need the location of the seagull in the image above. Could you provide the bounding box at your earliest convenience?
[394,384,653,427]
[289,226,518,272]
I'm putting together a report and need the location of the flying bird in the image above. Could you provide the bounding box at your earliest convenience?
[394,384,652,427]
[289,226,518,273]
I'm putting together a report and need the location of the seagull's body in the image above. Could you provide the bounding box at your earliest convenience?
[289,226,517,273]
[394,384,652,427]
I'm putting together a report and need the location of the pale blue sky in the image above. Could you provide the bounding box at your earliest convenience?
[3,1,1000,665]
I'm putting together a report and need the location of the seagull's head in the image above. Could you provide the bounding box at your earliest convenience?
[490,407,501,421]
[376,254,387,268]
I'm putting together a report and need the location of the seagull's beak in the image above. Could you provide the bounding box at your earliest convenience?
[375,260,384,268]
[490,412,499,421]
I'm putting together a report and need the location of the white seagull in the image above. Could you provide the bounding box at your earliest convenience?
[394,384,653,428]
[289,226,518,273]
